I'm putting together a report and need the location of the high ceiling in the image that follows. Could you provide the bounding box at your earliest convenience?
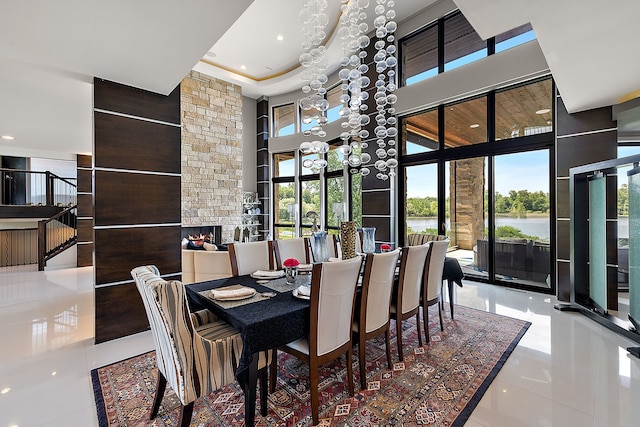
[1,0,640,160]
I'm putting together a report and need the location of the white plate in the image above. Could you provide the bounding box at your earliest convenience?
[211,289,256,301]
[292,288,310,300]
[250,271,284,279]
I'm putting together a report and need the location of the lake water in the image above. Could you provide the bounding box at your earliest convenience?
[407,217,631,241]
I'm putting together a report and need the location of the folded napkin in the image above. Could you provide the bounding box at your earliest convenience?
[296,285,311,297]
[253,270,284,278]
[297,263,313,271]
[211,286,255,300]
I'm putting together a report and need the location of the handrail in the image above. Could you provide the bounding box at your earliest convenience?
[37,204,78,270]
[1,168,77,207]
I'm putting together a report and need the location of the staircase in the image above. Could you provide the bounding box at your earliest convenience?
[0,168,78,270]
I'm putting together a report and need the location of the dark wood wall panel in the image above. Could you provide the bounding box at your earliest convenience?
[77,169,92,193]
[93,79,181,343]
[77,243,93,267]
[557,102,616,136]
[78,193,92,217]
[555,94,617,304]
[94,112,181,173]
[556,131,618,176]
[361,217,391,242]
[362,191,391,216]
[94,79,180,125]
[95,283,148,344]
[77,154,92,168]
[77,219,93,242]
[77,154,93,268]
[94,171,180,226]
[94,226,181,285]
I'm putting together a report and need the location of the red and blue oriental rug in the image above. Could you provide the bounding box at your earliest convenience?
[92,305,529,426]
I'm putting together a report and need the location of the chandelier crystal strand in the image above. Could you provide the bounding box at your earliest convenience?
[299,0,330,171]
[372,0,397,180]
[336,0,372,177]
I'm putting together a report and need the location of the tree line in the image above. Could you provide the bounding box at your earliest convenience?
[407,189,551,217]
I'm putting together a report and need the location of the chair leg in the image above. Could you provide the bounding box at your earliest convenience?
[269,349,278,393]
[438,298,444,331]
[359,336,367,390]
[384,328,392,370]
[178,402,194,427]
[346,347,354,396]
[310,359,320,425]
[396,317,404,361]
[424,306,430,344]
[415,312,422,347]
[259,366,268,416]
[150,371,167,419]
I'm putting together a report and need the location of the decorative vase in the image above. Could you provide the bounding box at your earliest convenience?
[312,231,329,262]
[340,221,357,259]
[362,227,376,254]
[285,266,298,284]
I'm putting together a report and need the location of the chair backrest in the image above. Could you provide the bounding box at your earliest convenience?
[396,244,430,314]
[227,240,274,276]
[274,238,310,268]
[132,268,198,406]
[326,233,340,258]
[309,256,362,356]
[424,239,449,300]
[407,233,447,246]
[360,249,401,333]
[193,251,233,281]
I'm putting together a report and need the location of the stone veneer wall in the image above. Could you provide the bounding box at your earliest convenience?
[181,71,243,243]
[449,158,485,250]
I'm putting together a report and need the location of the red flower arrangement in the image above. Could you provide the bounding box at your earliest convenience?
[380,244,392,252]
[283,258,300,268]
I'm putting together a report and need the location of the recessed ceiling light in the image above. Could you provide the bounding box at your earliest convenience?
[277,35,284,41]
[1,135,15,140]
[469,124,480,128]
[1,387,10,394]
[51,371,57,376]
[240,65,246,70]
[536,108,551,115]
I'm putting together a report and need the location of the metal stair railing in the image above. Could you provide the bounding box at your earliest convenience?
[37,205,77,271]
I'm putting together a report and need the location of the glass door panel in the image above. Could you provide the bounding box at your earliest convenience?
[494,150,551,288]
[445,157,488,280]
[405,163,439,239]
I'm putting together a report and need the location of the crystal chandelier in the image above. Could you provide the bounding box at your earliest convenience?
[298,0,330,171]
[298,0,398,180]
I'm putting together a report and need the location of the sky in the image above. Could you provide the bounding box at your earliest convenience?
[406,150,550,198]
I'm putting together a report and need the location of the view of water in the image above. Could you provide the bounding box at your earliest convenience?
[407,216,631,241]
[407,217,550,240]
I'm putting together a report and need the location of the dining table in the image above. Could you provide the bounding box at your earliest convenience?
[184,256,464,425]
[186,272,311,426]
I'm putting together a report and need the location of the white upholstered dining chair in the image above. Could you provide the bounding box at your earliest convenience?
[421,239,449,342]
[353,249,401,389]
[269,255,363,425]
[227,240,274,276]
[130,266,269,427]
[273,237,311,269]
[390,243,431,360]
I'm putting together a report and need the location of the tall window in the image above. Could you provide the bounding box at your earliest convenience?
[495,79,553,140]
[400,11,537,86]
[400,77,554,292]
[273,152,295,239]
[272,143,359,240]
[273,104,295,137]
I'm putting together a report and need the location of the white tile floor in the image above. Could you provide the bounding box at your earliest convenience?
[1,265,639,427]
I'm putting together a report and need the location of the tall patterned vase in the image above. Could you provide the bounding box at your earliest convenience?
[340,221,358,259]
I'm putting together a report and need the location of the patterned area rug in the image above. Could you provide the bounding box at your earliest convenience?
[92,305,529,426]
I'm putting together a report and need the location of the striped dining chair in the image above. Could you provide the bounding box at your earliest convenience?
[131,266,269,426]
